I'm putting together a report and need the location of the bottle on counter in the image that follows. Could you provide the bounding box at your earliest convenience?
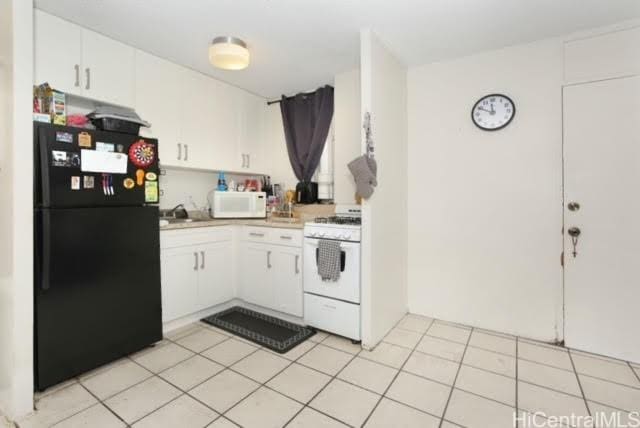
[217,172,228,191]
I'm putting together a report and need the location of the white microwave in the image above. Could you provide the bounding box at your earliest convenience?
[212,191,267,219]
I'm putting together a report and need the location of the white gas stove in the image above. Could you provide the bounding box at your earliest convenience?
[303,205,362,341]
[304,205,362,242]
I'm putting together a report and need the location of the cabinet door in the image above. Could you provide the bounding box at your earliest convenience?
[34,10,83,95]
[207,79,239,171]
[273,247,303,317]
[135,50,183,167]
[180,70,215,169]
[81,29,135,106]
[237,91,267,173]
[197,241,234,310]
[239,244,273,309]
[160,247,199,322]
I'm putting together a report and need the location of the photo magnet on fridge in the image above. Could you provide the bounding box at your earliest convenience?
[96,142,115,152]
[55,132,74,143]
[52,150,80,168]
[83,176,95,189]
[71,176,81,190]
[78,132,92,148]
[145,181,158,203]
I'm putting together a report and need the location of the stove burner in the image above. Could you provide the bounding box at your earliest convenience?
[313,216,361,225]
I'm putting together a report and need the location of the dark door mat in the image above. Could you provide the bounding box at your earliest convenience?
[201,306,315,354]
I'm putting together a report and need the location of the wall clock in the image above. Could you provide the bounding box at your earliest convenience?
[471,94,515,131]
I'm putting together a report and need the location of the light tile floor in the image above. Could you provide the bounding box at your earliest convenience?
[16,315,640,428]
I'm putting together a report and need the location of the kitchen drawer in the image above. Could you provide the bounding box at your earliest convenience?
[161,226,233,249]
[242,226,302,247]
[242,226,271,243]
[304,293,360,341]
[269,229,302,247]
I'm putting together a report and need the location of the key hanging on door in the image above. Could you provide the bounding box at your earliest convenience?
[568,227,581,257]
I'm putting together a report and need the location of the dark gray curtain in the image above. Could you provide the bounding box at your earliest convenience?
[279,85,334,182]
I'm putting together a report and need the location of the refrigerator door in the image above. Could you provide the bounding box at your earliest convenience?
[34,206,161,390]
[34,123,160,208]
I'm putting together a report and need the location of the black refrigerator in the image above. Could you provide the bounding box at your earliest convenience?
[34,122,162,391]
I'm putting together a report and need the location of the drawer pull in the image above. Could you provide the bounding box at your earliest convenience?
[280,235,293,240]
[267,250,272,269]
[249,232,265,237]
[323,304,337,310]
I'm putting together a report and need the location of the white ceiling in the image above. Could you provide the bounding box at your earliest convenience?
[35,0,640,99]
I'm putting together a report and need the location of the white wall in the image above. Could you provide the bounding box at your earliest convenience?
[407,38,564,341]
[333,69,361,204]
[360,30,408,348]
[0,0,34,420]
[265,105,298,192]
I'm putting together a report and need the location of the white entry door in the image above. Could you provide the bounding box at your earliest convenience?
[563,75,640,362]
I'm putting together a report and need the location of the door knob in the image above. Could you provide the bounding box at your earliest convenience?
[568,202,580,211]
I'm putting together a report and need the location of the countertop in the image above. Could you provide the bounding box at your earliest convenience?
[160,218,305,231]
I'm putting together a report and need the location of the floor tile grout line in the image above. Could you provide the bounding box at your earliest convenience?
[283,314,420,428]
[76,383,131,427]
[567,349,592,417]
[361,318,436,427]
[213,334,361,428]
[281,343,363,427]
[438,326,474,428]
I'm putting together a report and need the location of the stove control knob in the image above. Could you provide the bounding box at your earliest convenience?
[337,234,346,240]
[344,234,352,240]
[319,232,326,238]
[309,232,317,238]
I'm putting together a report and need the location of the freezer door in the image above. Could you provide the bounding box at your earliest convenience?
[34,123,159,208]
[35,206,161,390]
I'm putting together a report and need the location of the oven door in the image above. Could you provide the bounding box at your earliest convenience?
[303,238,360,304]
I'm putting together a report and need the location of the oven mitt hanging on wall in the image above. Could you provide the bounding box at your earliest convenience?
[348,155,378,199]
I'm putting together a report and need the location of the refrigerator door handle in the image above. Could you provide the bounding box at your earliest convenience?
[41,212,51,291]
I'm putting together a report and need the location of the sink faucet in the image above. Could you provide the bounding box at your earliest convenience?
[167,204,189,219]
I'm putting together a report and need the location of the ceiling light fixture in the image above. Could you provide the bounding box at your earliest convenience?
[209,36,250,70]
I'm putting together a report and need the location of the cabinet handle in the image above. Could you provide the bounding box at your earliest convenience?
[74,64,80,87]
[184,144,189,161]
[280,235,292,240]
[295,254,300,274]
[177,143,182,160]
[249,232,265,237]
[200,251,205,269]
[194,252,198,271]
[246,154,250,169]
[267,250,272,269]
[85,67,91,90]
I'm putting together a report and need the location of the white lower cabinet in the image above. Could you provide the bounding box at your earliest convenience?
[160,228,234,323]
[161,226,303,324]
[239,244,272,308]
[239,226,303,317]
[273,247,303,317]
[197,242,234,311]
[160,246,200,322]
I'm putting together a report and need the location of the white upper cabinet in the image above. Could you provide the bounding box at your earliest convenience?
[81,30,135,106]
[135,50,183,167]
[206,78,240,172]
[180,69,219,170]
[34,10,270,174]
[34,10,135,107]
[237,91,267,174]
[34,10,83,95]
